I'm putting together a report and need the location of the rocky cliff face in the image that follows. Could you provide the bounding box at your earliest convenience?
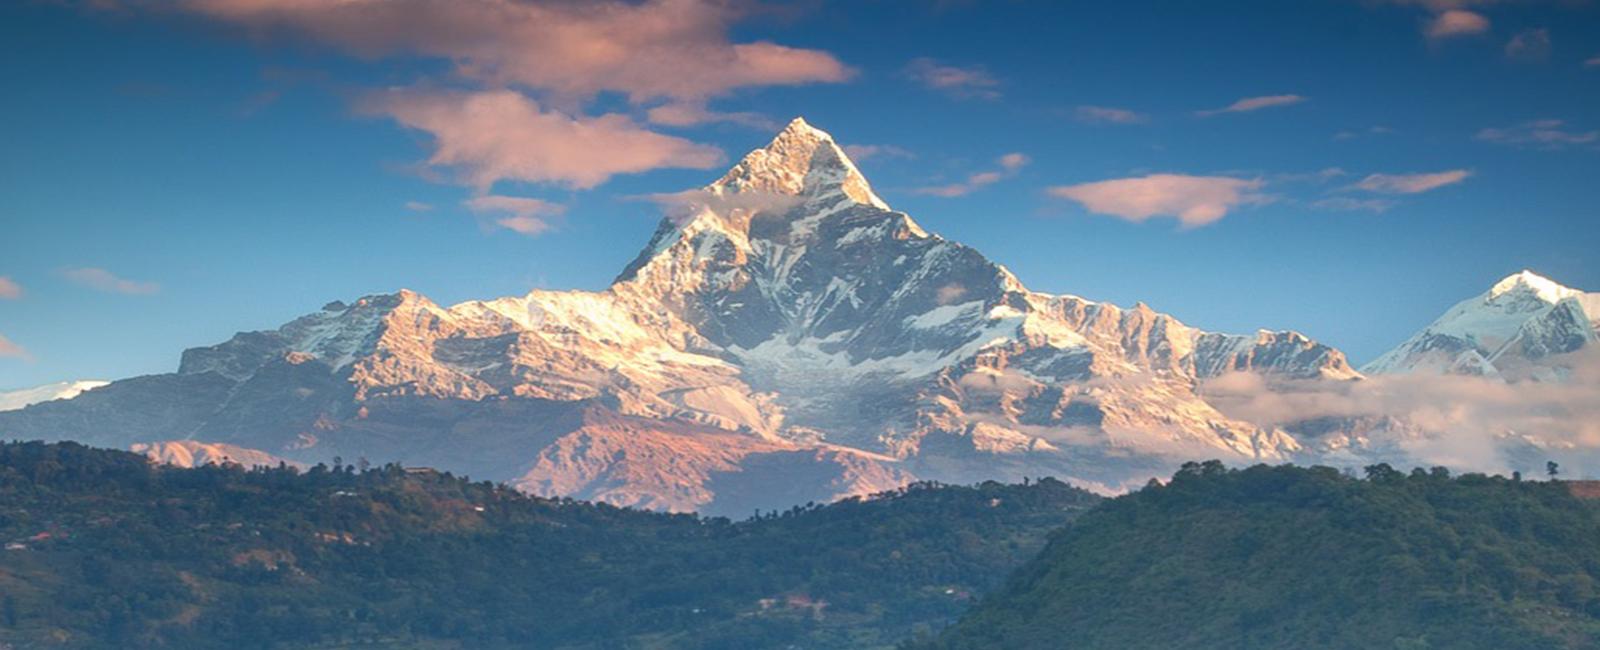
[0,118,1363,510]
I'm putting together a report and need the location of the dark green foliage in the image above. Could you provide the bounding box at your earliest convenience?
[927,461,1600,650]
[0,441,1098,649]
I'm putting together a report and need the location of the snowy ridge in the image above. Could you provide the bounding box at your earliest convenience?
[1364,270,1599,378]
[2,118,1370,510]
[0,380,110,412]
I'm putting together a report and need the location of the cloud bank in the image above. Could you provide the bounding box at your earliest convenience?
[1203,349,1600,474]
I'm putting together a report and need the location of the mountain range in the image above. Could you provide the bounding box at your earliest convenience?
[1,119,1594,514]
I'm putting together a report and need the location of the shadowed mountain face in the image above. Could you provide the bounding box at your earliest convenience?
[0,119,1362,513]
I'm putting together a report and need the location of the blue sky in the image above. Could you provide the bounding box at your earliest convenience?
[2,0,1598,389]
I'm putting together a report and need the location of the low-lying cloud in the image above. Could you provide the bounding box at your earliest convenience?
[1203,348,1600,474]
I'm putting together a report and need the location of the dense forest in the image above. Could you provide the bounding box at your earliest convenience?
[925,461,1600,650]
[0,441,1099,649]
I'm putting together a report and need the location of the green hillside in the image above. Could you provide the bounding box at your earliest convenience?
[0,441,1099,649]
[926,461,1600,650]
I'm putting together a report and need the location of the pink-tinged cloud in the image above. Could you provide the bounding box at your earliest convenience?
[1047,174,1266,228]
[905,57,1000,100]
[1075,105,1146,125]
[1505,28,1552,62]
[1477,119,1600,149]
[1587,55,1600,67]
[62,267,160,295]
[913,153,1029,197]
[364,88,723,190]
[464,194,565,237]
[1426,10,1489,39]
[0,333,28,360]
[0,277,21,300]
[1352,170,1471,194]
[182,0,851,103]
[1196,94,1307,117]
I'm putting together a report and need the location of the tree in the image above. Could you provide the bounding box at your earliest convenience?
[1549,461,1561,480]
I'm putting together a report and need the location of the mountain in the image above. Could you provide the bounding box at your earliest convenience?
[1364,270,1600,380]
[0,380,108,412]
[0,440,1100,649]
[0,118,1358,512]
[925,463,1600,650]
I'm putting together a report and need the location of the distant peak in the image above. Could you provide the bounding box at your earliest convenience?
[1487,270,1579,304]
[709,117,889,211]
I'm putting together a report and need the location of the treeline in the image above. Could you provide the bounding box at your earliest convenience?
[925,461,1600,650]
[0,441,1100,649]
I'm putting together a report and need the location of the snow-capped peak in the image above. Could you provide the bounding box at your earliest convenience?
[709,117,889,211]
[0,380,109,412]
[1487,270,1580,304]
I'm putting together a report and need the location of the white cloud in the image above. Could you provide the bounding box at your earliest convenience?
[1351,170,1471,194]
[905,57,1001,100]
[464,195,565,237]
[0,277,21,300]
[363,88,723,191]
[1476,119,1600,149]
[913,152,1029,197]
[1196,94,1307,117]
[404,201,433,212]
[1047,174,1266,228]
[1426,9,1490,39]
[1075,105,1146,125]
[62,267,160,295]
[1203,349,1600,475]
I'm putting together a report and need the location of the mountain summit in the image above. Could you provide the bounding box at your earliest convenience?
[1365,270,1598,379]
[1,119,1361,512]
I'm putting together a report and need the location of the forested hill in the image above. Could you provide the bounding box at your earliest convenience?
[0,441,1098,649]
[926,462,1600,650]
